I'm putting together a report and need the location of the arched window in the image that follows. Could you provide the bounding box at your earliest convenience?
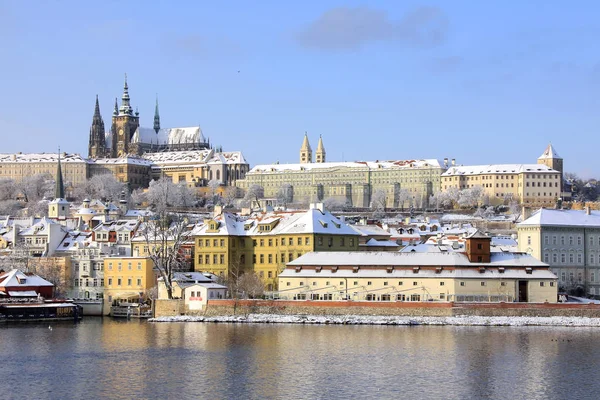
[209,170,213,180]
[216,170,221,180]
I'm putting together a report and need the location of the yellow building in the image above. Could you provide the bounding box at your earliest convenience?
[0,152,88,187]
[236,135,444,208]
[279,234,558,303]
[194,205,361,290]
[441,145,564,207]
[103,257,157,313]
[441,163,561,206]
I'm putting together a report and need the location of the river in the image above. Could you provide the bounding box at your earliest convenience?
[1,318,599,399]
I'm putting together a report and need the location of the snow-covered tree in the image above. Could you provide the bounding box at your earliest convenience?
[72,174,125,202]
[0,178,18,201]
[323,197,346,211]
[0,200,23,216]
[276,183,293,207]
[18,174,53,202]
[371,189,387,218]
[396,189,410,210]
[207,179,221,204]
[223,186,239,208]
[241,184,264,207]
[237,272,264,299]
[458,187,484,208]
[146,177,196,210]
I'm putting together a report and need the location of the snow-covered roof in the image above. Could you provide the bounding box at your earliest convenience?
[363,238,398,247]
[0,153,87,164]
[350,225,391,237]
[89,156,153,166]
[195,208,360,237]
[0,269,54,288]
[442,164,558,176]
[280,266,557,280]
[287,251,548,268]
[519,208,600,227]
[56,231,94,252]
[142,150,247,166]
[538,144,561,160]
[131,126,206,146]
[249,159,442,174]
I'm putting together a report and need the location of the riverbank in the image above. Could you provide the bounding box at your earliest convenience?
[149,314,600,327]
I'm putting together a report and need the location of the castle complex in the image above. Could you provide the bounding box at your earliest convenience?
[89,75,211,159]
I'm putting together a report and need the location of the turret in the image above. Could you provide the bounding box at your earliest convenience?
[119,73,133,116]
[538,143,564,192]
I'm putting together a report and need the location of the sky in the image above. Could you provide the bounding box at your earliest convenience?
[0,1,599,177]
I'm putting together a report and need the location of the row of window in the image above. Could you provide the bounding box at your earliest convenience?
[74,278,104,287]
[107,262,143,271]
[107,277,143,287]
[284,280,553,288]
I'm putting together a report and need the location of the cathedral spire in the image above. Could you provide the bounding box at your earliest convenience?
[55,149,65,200]
[153,95,161,134]
[93,94,101,119]
[119,73,133,116]
[89,95,106,158]
[113,97,118,116]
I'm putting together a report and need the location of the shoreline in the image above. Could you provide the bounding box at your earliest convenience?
[149,314,600,327]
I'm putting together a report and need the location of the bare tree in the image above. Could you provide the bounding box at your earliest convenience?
[24,199,49,218]
[30,257,69,298]
[276,183,293,208]
[241,184,264,207]
[237,272,264,299]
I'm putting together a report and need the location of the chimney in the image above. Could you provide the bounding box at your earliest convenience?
[585,205,591,215]
[521,206,532,221]
[451,158,456,166]
[443,158,448,168]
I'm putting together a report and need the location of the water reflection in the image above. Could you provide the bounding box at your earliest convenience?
[0,320,599,399]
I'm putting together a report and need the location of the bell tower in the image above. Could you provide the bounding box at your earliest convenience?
[315,135,326,163]
[300,132,312,164]
[110,74,140,157]
[538,143,563,192]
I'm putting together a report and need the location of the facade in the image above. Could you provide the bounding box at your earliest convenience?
[441,164,561,206]
[0,152,88,188]
[279,233,557,303]
[517,208,600,296]
[441,144,563,206]
[103,257,157,311]
[157,272,227,312]
[193,205,360,290]
[142,149,249,187]
[237,135,444,208]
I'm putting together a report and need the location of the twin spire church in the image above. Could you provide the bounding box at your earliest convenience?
[88,75,211,158]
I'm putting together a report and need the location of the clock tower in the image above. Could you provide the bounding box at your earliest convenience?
[110,74,140,158]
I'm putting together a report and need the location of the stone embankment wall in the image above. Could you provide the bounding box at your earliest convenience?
[195,300,600,318]
[153,299,184,318]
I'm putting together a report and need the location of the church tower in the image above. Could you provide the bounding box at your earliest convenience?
[538,143,563,192]
[88,95,106,158]
[110,74,140,157]
[48,151,70,220]
[300,132,312,164]
[315,135,326,163]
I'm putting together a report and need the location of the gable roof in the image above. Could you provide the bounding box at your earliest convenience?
[0,269,54,288]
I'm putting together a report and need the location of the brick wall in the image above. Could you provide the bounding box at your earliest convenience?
[153,299,184,317]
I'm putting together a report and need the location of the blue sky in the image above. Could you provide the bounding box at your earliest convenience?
[1,1,599,177]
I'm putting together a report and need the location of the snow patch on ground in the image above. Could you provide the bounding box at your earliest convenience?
[149,314,600,327]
